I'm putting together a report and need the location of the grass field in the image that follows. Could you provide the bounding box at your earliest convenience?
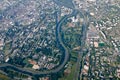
[59,62,77,80]
[0,73,10,80]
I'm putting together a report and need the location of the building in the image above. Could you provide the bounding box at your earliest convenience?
[32,64,40,70]
[0,39,4,50]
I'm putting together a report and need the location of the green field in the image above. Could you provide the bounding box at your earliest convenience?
[59,62,77,80]
[0,73,10,80]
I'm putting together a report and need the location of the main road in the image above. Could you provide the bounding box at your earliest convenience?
[73,12,89,80]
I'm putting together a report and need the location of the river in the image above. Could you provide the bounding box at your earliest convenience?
[0,10,78,76]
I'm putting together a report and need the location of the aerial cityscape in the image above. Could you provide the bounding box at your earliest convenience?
[0,0,120,80]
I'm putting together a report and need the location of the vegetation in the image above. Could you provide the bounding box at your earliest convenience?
[0,73,10,80]
[59,62,77,80]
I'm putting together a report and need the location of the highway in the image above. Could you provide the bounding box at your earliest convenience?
[73,12,89,80]
[0,2,89,77]
[0,0,90,79]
